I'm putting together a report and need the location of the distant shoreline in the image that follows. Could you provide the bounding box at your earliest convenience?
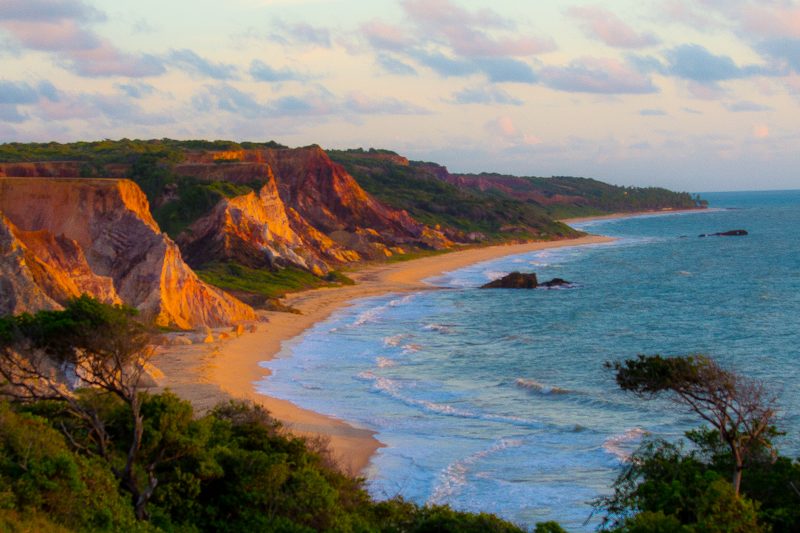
[153,209,703,475]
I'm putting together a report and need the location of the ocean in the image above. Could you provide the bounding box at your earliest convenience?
[259,190,800,530]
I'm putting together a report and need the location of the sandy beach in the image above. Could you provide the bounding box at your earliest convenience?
[153,234,613,475]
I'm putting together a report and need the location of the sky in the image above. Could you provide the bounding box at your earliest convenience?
[1,0,799,191]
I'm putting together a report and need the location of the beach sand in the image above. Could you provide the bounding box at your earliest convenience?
[152,234,613,475]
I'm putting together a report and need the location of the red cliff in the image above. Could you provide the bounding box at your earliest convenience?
[0,178,255,329]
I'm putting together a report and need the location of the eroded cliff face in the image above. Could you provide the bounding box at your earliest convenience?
[174,146,450,269]
[0,178,255,328]
[260,146,451,254]
[177,174,338,276]
[0,215,62,315]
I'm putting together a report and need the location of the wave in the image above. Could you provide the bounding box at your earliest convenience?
[428,438,525,505]
[356,372,542,427]
[383,334,406,347]
[423,323,455,334]
[352,295,416,327]
[402,343,422,353]
[376,357,396,368]
[515,378,571,395]
[602,427,649,462]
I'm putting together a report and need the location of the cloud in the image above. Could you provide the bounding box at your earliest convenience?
[361,20,416,51]
[408,49,476,77]
[665,44,771,82]
[344,92,427,114]
[758,38,800,72]
[451,85,522,105]
[485,115,541,146]
[568,6,659,49]
[0,80,38,104]
[0,0,164,77]
[741,4,800,39]
[249,59,306,82]
[0,104,27,122]
[375,54,417,75]
[401,0,554,57]
[192,84,423,119]
[666,44,742,81]
[168,49,237,80]
[724,100,772,112]
[541,57,658,94]
[270,21,332,48]
[473,57,537,83]
[361,0,549,84]
[753,124,769,138]
[0,0,102,22]
[33,89,172,125]
[115,82,155,99]
[640,108,666,116]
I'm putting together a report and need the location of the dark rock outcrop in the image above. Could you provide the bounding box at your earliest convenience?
[539,278,573,288]
[480,272,538,289]
[699,229,748,237]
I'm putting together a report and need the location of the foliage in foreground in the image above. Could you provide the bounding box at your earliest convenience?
[0,394,528,532]
[592,354,800,532]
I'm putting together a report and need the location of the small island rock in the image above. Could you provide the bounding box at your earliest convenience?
[480,272,538,289]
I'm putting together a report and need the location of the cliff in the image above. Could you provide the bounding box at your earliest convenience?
[260,146,451,253]
[0,178,255,328]
[173,146,450,270]
[177,174,344,275]
[0,161,84,178]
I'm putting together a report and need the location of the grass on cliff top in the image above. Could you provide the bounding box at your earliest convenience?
[197,262,353,301]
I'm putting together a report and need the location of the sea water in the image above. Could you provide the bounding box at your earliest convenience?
[259,190,800,530]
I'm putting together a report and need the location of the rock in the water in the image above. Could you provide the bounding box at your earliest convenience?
[539,278,573,288]
[480,272,538,289]
[699,229,748,237]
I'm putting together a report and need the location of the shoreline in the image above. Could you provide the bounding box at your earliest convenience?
[154,233,615,475]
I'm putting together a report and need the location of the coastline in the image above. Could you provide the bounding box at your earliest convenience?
[153,234,613,475]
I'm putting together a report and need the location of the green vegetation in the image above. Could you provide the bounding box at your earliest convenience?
[588,354,800,532]
[0,298,527,532]
[328,150,578,240]
[197,262,354,301]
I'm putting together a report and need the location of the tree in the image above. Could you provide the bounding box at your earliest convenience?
[607,354,778,496]
[0,296,163,520]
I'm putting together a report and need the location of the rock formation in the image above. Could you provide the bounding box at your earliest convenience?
[177,176,336,275]
[699,229,748,237]
[176,145,451,269]
[539,278,573,288]
[480,272,539,289]
[0,178,255,329]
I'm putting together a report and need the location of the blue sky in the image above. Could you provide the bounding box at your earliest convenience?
[1,0,799,191]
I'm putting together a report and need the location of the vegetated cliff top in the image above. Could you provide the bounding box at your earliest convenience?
[329,148,706,221]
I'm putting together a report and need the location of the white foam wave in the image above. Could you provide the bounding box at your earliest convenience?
[484,270,509,281]
[358,373,540,426]
[603,427,649,462]
[376,357,396,368]
[428,438,525,505]
[402,343,422,353]
[423,323,454,334]
[515,378,570,395]
[383,334,405,347]
[353,306,384,326]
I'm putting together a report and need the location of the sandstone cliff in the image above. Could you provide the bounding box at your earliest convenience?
[0,178,255,328]
[177,174,341,275]
[260,146,451,255]
[174,146,450,269]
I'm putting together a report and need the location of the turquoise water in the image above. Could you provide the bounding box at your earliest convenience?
[260,190,800,530]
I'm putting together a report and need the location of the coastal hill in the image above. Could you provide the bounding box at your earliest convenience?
[0,139,702,320]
